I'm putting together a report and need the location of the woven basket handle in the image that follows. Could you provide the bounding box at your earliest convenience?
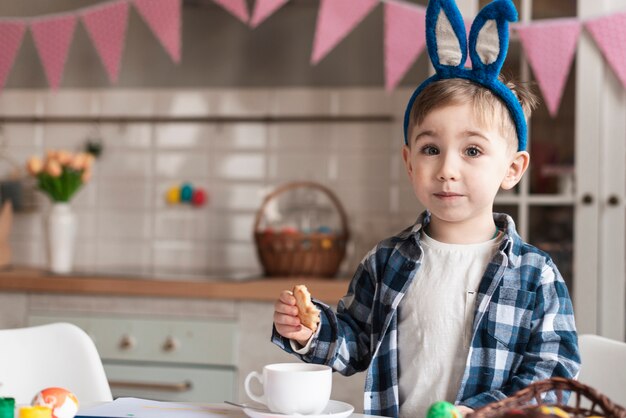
[253,181,350,239]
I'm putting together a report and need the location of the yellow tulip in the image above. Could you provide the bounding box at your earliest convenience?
[26,156,43,175]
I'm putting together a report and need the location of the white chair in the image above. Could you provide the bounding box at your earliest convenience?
[0,322,113,404]
[576,334,626,407]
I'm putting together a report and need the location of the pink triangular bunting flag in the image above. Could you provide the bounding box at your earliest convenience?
[0,21,26,91]
[311,0,379,65]
[250,0,289,28]
[30,15,77,90]
[213,0,249,24]
[586,12,626,89]
[516,18,581,117]
[82,1,130,84]
[134,0,181,63]
[384,1,426,91]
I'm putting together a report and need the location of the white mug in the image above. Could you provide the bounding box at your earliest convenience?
[244,363,332,415]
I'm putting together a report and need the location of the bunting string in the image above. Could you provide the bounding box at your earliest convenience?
[0,0,624,118]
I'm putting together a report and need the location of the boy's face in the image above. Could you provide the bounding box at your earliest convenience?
[402,102,529,229]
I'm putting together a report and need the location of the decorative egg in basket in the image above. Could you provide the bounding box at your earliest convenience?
[253,181,349,278]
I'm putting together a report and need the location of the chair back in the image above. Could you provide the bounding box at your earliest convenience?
[0,322,113,404]
[577,334,626,407]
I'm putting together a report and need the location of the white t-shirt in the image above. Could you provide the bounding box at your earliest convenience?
[398,231,501,418]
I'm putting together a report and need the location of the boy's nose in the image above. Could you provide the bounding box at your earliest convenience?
[436,154,460,181]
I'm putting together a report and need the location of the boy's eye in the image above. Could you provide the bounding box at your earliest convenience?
[465,147,481,157]
[421,145,439,156]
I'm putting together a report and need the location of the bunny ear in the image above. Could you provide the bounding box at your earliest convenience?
[468,0,517,77]
[426,0,467,72]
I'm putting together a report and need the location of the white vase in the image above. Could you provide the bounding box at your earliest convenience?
[46,203,77,274]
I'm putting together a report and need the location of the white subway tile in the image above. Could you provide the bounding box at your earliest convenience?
[334,153,392,185]
[0,90,41,116]
[96,240,153,269]
[268,124,330,150]
[2,124,42,148]
[154,90,212,116]
[210,90,272,116]
[331,89,394,115]
[98,124,152,149]
[212,152,265,180]
[43,123,94,151]
[213,123,267,150]
[329,123,394,151]
[98,181,154,210]
[155,123,214,149]
[98,150,152,179]
[97,211,153,239]
[154,209,210,240]
[209,212,255,242]
[268,153,330,182]
[97,90,156,116]
[211,183,266,211]
[211,242,261,272]
[43,91,98,116]
[156,152,210,178]
[271,89,332,116]
[152,241,212,273]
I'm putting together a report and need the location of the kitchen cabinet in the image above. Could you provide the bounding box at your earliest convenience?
[458,0,626,340]
[0,290,365,411]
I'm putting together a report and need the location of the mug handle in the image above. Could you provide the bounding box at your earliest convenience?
[244,371,265,405]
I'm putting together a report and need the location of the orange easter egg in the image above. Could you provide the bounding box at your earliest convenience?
[32,387,79,418]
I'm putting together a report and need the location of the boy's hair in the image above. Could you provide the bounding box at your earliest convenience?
[406,76,539,151]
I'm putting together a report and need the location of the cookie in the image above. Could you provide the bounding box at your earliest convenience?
[292,284,320,331]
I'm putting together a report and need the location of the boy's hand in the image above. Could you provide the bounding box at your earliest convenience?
[456,406,474,417]
[273,290,314,346]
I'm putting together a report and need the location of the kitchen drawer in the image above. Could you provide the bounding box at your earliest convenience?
[28,314,238,366]
[105,362,236,402]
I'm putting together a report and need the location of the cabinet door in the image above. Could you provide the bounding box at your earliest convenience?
[576,0,626,341]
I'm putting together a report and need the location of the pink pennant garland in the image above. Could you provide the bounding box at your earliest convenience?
[516,18,581,117]
[250,0,289,28]
[0,21,26,91]
[311,0,379,65]
[384,1,426,91]
[30,15,77,90]
[213,0,249,24]
[586,12,626,90]
[82,1,129,84]
[134,0,181,63]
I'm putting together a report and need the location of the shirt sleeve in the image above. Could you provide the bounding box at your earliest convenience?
[271,250,378,376]
[460,261,581,409]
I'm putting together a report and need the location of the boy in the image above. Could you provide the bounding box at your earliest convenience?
[271,1,580,417]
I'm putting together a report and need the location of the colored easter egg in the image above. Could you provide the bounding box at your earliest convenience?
[536,406,570,418]
[165,186,180,204]
[426,402,461,418]
[19,406,51,418]
[317,226,332,234]
[321,238,333,250]
[32,387,79,418]
[192,189,207,207]
[180,183,193,202]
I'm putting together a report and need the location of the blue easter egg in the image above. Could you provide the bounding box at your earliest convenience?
[180,183,193,202]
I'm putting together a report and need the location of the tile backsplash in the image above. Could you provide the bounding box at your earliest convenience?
[1,88,424,279]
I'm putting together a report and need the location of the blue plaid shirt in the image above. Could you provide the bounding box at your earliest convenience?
[272,212,580,417]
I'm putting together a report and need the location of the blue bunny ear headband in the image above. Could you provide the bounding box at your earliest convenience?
[403,0,528,151]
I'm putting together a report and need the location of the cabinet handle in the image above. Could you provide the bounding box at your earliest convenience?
[109,380,193,393]
[119,335,136,350]
[162,337,179,352]
[581,194,594,205]
[608,195,620,206]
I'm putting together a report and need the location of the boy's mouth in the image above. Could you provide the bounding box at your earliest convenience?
[434,192,463,199]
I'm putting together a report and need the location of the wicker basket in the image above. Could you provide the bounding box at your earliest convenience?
[253,181,349,278]
[468,377,626,418]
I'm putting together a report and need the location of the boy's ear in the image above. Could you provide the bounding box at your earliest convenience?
[501,151,529,190]
[402,145,413,176]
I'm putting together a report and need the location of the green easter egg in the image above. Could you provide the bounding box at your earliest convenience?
[426,401,460,418]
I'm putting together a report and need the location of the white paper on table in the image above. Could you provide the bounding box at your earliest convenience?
[76,397,244,418]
